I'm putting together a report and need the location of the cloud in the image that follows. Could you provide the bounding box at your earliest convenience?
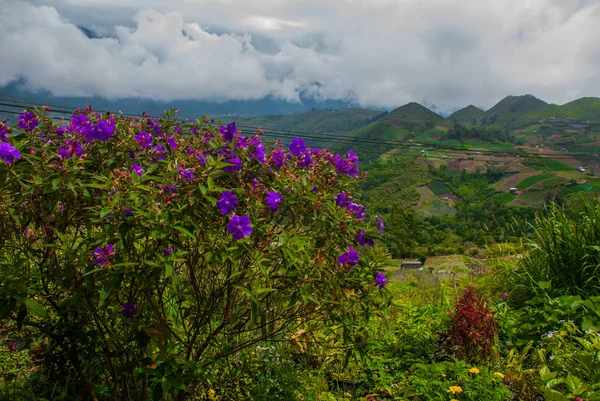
[1,0,599,112]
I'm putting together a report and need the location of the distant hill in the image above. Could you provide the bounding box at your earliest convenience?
[235,108,385,150]
[448,105,484,126]
[0,83,365,118]
[559,97,600,122]
[381,102,444,127]
[236,108,384,135]
[341,102,445,160]
[478,94,561,128]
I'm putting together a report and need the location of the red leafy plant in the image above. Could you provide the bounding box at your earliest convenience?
[450,286,496,360]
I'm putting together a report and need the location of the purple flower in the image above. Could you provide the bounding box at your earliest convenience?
[178,166,194,181]
[197,152,207,167]
[289,138,306,157]
[250,138,265,163]
[333,151,359,178]
[298,152,313,168]
[348,203,366,220]
[311,186,318,193]
[0,124,9,142]
[89,118,115,142]
[265,191,283,211]
[123,208,134,216]
[134,131,153,149]
[59,202,66,214]
[153,144,167,154]
[147,118,161,134]
[220,122,237,141]
[224,157,242,174]
[235,136,250,150]
[0,142,21,164]
[55,126,66,136]
[129,150,135,159]
[217,191,238,215]
[356,230,374,248]
[164,246,178,256]
[70,114,93,137]
[18,112,39,132]
[376,216,384,235]
[338,245,360,266]
[93,244,115,267]
[161,184,176,194]
[375,273,387,289]
[271,149,286,169]
[131,163,144,177]
[167,136,177,150]
[122,303,137,318]
[227,215,252,240]
[334,193,350,208]
[57,139,84,160]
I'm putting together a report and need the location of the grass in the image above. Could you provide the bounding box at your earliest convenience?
[511,191,546,206]
[492,193,517,204]
[524,158,573,171]
[516,198,600,297]
[516,173,554,189]
[541,176,568,189]
[562,181,600,195]
[428,180,451,195]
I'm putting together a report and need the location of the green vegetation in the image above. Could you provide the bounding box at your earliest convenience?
[515,173,554,189]
[507,198,600,298]
[523,157,573,171]
[428,180,451,195]
[449,104,485,126]
[492,193,517,204]
[3,95,600,400]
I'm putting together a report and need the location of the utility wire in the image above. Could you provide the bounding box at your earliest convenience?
[1,98,598,162]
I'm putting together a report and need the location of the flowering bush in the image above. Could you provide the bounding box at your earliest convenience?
[0,108,388,400]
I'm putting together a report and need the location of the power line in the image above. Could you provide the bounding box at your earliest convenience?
[1,98,598,163]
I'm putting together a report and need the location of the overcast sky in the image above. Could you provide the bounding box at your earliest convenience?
[1,0,599,112]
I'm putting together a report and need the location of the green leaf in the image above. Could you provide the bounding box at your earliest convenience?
[174,226,194,238]
[100,207,113,218]
[25,299,49,319]
[99,287,110,308]
[565,373,588,395]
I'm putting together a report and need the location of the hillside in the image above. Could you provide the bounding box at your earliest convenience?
[559,97,600,121]
[478,94,561,128]
[382,102,444,126]
[448,105,484,125]
[236,108,383,134]
[342,103,445,160]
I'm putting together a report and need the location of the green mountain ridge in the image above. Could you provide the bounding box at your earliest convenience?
[448,105,484,125]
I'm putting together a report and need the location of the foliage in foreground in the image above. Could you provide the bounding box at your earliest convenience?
[0,108,388,400]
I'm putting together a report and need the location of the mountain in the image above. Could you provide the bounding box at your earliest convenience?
[477,94,566,128]
[0,83,363,118]
[381,102,444,127]
[340,102,445,160]
[448,105,484,125]
[235,108,385,150]
[559,97,600,122]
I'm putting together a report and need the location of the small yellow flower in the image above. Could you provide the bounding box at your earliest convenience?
[469,367,480,374]
[448,386,463,394]
[442,373,446,377]
[494,372,505,379]
[451,399,459,401]
[208,389,216,400]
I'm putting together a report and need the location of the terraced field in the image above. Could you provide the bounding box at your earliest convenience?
[515,173,555,189]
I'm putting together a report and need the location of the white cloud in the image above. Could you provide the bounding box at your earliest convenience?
[1,0,599,112]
